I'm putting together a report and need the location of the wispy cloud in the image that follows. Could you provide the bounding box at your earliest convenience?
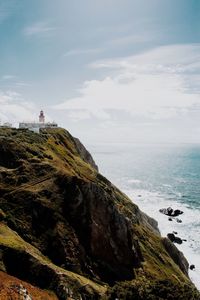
[0,90,36,126]
[0,76,31,89]
[23,21,56,37]
[1,75,16,80]
[64,48,103,57]
[107,33,156,47]
[91,44,200,74]
[14,81,32,87]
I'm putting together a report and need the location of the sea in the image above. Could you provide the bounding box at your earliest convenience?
[88,142,200,290]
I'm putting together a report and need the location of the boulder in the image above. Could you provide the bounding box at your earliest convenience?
[167,233,183,244]
[190,265,195,270]
[159,207,173,216]
[173,209,183,217]
[176,218,182,223]
[159,207,183,217]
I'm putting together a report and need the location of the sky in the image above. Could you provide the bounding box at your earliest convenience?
[0,0,200,144]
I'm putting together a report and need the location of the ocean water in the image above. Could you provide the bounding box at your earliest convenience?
[88,143,200,290]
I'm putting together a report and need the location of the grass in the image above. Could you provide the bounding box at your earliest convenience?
[0,222,107,296]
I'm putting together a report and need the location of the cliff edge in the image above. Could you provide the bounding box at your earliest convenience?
[0,127,199,300]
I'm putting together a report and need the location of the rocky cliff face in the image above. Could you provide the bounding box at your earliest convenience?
[0,127,199,300]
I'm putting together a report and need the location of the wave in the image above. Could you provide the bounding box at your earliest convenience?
[162,184,172,187]
[124,188,200,290]
[127,179,142,184]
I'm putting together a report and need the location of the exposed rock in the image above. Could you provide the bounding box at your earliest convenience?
[160,207,173,216]
[176,218,182,223]
[173,209,184,216]
[59,176,143,282]
[190,265,195,270]
[140,211,160,234]
[0,224,104,299]
[0,271,58,299]
[167,233,183,244]
[159,207,183,217]
[162,238,189,276]
[0,209,6,221]
[73,137,98,171]
[10,284,32,300]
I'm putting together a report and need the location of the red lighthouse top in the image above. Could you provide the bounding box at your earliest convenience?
[39,110,45,123]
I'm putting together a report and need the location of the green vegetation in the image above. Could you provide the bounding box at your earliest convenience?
[0,223,107,297]
[106,279,200,300]
[0,127,199,299]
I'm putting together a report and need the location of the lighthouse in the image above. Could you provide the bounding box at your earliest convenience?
[19,110,58,132]
[39,110,45,123]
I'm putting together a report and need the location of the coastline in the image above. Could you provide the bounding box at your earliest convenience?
[124,188,200,291]
[89,142,200,291]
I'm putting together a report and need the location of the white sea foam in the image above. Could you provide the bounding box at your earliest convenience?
[124,188,200,290]
[162,184,172,187]
[127,179,142,184]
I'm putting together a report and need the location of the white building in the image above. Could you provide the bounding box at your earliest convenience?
[19,110,58,133]
[0,121,12,128]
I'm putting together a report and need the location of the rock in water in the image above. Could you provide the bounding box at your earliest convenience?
[159,207,183,217]
[167,233,183,244]
[176,218,183,223]
[173,209,183,217]
[159,207,173,216]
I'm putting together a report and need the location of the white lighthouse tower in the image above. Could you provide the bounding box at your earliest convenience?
[39,110,45,123]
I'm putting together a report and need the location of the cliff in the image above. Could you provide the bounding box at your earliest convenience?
[0,127,199,300]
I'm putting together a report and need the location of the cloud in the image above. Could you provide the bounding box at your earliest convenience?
[1,75,16,80]
[54,44,200,123]
[0,90,37,126]
[23,21,56,37]
[54,75,198,120]
[64,48,103,57]
[107,33,156,47]
[90,44,200,73]
[0,76,32,90]
[67,110,91,122]
[14,81,32,87]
